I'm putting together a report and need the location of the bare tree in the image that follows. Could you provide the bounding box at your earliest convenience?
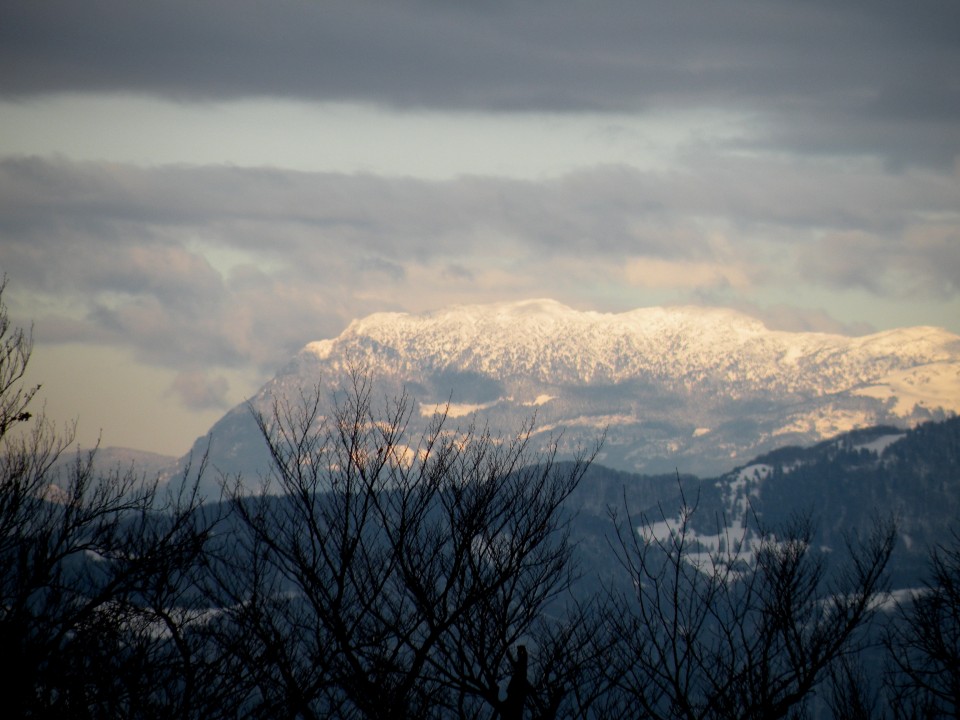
[217,368,601,719]
[885,530,960,719]
[520,596,623,719]
[0,280,223,718]
[604,482,896,720]
[0,276,37,439]
[825,655,883,720]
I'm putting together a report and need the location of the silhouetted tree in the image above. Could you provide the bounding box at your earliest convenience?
[885,530,960,719]
[0,279,223,718]
[604,482,896,720]
[217,368,600,719]
[825,655,882,720]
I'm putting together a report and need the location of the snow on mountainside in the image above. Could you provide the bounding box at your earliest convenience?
[609,417,960,588]
[186,299,960,488]
[306,299,957,394]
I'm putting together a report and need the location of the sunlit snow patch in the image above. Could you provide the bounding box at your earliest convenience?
[521,394,555,407]
[853,362,960,416]
[418,399,501,418]
[854,433,906,455]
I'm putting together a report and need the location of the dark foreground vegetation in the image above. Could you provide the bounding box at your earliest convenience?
[2,284,958,719]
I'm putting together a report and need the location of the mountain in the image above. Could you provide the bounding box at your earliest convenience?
[50,446,179,485]
[569,415,960,590]
[183,299,960,493]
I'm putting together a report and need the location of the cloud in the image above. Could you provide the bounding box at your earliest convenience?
[2,156,958,383]
[728,301,876,336]
[623,258,754,291]
[900,223,960,297]
[800,223,960,298]
[2,1,957,169]
[168,370,230,411]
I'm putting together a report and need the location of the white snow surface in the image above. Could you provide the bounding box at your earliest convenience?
[240,298,960,477]
[301,299,960,406]
[855,433,907,456]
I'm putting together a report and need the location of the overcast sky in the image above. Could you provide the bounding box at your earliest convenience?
[1,0,959,456]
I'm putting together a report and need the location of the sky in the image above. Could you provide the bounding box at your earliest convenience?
[1,0,959,457]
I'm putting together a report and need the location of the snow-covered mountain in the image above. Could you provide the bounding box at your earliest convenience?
[185,299,960,488]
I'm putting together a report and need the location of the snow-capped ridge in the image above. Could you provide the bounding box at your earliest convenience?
[198,299,959,483]
[299,299,960,401]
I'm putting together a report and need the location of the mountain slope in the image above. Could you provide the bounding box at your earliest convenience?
[184,299,960,489]
[576,416,960,590]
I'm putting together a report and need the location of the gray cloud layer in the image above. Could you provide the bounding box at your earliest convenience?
[3,1,959,168]
[2,156,957,395]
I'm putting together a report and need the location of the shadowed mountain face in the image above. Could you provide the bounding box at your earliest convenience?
[183,416,960,599]
[585,417,960,590]
[181,299,960,493]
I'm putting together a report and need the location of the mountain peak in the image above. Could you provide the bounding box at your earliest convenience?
[299,300,956,391]
[198,299,960,482]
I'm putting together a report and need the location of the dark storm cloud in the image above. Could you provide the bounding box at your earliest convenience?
[2,1,958,168]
